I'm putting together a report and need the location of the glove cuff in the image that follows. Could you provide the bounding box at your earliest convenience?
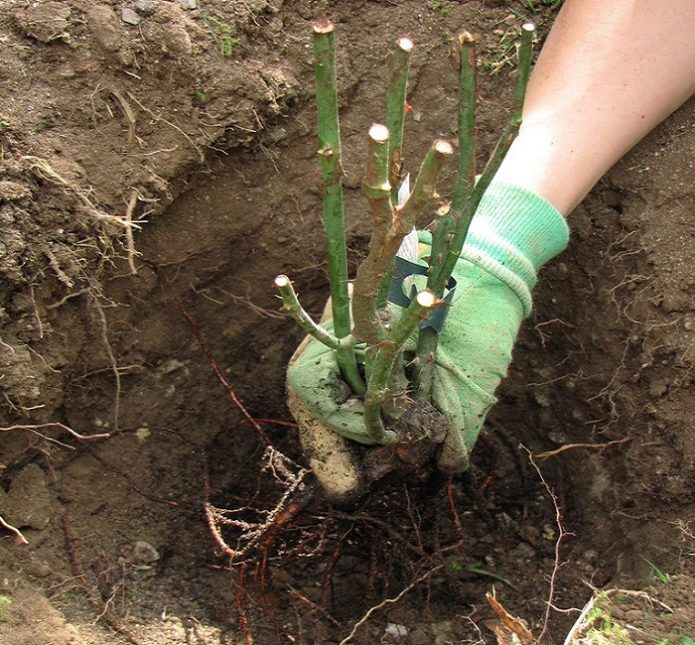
[468,182,569,267]
[420,182,569,316]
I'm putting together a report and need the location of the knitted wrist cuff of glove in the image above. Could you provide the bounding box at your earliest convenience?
[420,182,570,316]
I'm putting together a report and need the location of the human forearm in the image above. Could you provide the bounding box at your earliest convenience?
[494,0,695,215]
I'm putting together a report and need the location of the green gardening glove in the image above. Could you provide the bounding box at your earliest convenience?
[287,182,569,477]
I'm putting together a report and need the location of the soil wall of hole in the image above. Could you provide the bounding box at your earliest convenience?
[0,1,693,643]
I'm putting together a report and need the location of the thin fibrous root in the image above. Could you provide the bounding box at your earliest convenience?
[339,563,444,644]
[0,514,29,545]
[23,156,138,230]
[0,422,110,444]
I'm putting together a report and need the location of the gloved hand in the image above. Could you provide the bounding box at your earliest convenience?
[287,182,569,499]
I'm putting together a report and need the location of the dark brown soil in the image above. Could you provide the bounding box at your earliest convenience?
[0,1,693,644]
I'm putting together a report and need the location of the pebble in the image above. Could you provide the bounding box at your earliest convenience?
[518,524,541,546]
[165,25,193,55]
[532,389,551,408]
[133,540,161,564]
[25,559,53,578]
[121,8,142,25]
[384,623,408,641]
[177,0,198,8]
[88,6,121,52]
[15,2,70,43]
[134,0,159,15]
[431,620,456,645]
[511,541,536,559]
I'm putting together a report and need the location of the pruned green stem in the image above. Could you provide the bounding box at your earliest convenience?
[400,139,454,230]
[416,35,476,400]
[385,36,414,202]
[468,23,534,208]
[275,274,343,350]
[275,275,365,394]
[364,290,440,444]
[514,23,535,118]
[430,23,535,297]
[313,18,350,339]
[352,137,452,347]
[336,344,366,396]
[313,18,363,393]
[426,31,477,293]
[414,202,456,400]
[415,26,534,401]
[352,123,393,346]
[451,31,477,215]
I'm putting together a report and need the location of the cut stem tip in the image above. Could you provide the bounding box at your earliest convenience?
[274,274,290,288]
[522,22,536,34]
[397,37,414,53]
[313,17,334,34]
[458,31,477,45]
[369,123,390,143]
[433,139,454,157]
[416,289,437,308]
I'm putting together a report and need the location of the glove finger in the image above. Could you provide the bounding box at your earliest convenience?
[432,365,496,474]
[437,422,470,474]
[288,387,363,503]
[287,340,378,445]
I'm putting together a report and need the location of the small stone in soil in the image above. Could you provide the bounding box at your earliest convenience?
[177,0,198,8]
[133,540,161,564]
[384,623,409,641]
[134,0,159,15]
[121,8,142,25]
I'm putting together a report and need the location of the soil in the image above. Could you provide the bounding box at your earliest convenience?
[0,1,693,644]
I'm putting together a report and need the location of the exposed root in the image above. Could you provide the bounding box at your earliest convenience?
[62,515,144,645]
[522,445,574,643]
[284,583,340,627]
[123,189,139,275]
[154,265,269,441]
[535,436,631,460]
[0,514,29,545]
[234,564,254,645]
[0,422,110,446]
[23,156,138,231]
[109,89,138,144]
[338,563,444,644]
[45,246,76,288]
[90,294,121,431]
[533,317,575,348]
[204,446,311,563]
[126,92,205,163]
[486,591,535,644]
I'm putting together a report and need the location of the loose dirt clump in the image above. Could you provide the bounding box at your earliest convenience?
[0,1,693,644]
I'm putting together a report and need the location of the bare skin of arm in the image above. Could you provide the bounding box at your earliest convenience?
[494,0,695,215]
